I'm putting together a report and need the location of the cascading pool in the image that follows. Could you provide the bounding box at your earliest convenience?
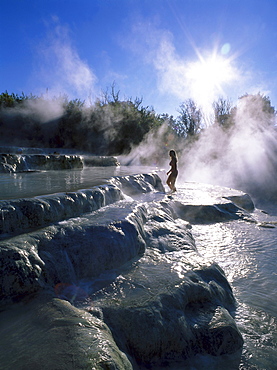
[0,164,160,199]
[0,154,276,369]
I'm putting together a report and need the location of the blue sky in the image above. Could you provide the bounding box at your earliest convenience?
[1,0,277,117]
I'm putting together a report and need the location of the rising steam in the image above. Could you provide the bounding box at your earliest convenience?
[3,17,277,202]
[121,20,277,199]
[36,17,97,101]
[123,94,277,201]
[183,95,277,197]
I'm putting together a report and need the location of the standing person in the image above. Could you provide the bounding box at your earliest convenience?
[166,150,178,192]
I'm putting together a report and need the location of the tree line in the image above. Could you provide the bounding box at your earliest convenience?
[0,87,276,156]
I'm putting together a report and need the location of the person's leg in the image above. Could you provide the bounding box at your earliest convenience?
[166,174,173,190]
[171,176,177,192]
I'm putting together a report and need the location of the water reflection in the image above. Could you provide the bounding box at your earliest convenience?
[192,222,249,283]
[193,216,277,368]
[193,219,277,316]
[0,165,159,200]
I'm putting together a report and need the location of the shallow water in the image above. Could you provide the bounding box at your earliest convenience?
[0,166,276,369]
[193,209,277,369]
[0,165,161,199]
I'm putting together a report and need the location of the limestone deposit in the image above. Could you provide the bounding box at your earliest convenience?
[0,173,251,369]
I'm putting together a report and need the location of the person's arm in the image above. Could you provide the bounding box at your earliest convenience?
[167,164,172,175]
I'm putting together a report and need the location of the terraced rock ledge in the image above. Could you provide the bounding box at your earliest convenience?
[0,175,252,369]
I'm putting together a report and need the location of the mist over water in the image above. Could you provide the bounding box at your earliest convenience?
[181,96,277,201]
[3,87,276,206]
[2,11,277,368]
[124,94,277,204]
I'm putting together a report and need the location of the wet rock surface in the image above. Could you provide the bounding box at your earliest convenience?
[0,185,123,236]
[89,198,244,368]
[0,153,83,172]
[0,176,252,369]
[0,295,132,370]
[83,155,119,167]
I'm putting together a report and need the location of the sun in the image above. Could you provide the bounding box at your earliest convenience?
[187,55,234,92]
[185,52,237,118]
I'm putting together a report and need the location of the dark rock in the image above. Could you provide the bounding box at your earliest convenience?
[0,296,132,370]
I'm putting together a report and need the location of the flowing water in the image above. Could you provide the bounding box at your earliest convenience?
[0,164,276,369]
[192,211,277,369]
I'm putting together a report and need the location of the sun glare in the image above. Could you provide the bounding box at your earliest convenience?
[186,52,236,119]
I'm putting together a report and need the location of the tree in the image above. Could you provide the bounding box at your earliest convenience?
[92,85,165,154]
[175,99,202,138]
[213,97,233,128]
[99,82,120,106]
[0,91,29,108]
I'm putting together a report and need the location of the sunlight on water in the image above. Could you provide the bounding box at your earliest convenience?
[192,210,277,369]
[194,218,277,313]
[192,222,254,283]
[236,302,277,370]
[1,164,276,369]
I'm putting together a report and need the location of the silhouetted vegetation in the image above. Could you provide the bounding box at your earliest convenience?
[174,99,202,138]
[0,89,168,154]
[0,88,276,155]
[213,97,234,128]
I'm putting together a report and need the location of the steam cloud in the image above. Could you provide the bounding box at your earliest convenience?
[36,18,97,101]
[3,17,277,202]
[4,19,99,131]
[124,94,277,202]
[121,20,277,200]
[180,95,277,197]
